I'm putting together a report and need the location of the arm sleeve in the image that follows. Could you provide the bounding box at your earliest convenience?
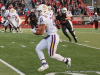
[39,16,46,25]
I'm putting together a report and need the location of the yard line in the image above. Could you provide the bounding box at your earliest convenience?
[62,40,100,50]
[0,59,25,75]
[76,31,100,34]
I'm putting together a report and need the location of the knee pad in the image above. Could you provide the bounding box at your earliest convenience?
[35,46,40,52]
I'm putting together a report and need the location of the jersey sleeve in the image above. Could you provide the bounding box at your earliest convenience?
[39,16,46,25]
[62,13,66,17]
[56,16,59,20]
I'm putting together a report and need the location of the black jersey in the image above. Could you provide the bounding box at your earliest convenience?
[56,13,72,30]
[28,13,37,22]
[56,13,69,25]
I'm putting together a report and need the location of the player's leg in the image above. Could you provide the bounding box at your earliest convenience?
[9,24,12,32]
[12,21,19,33]
[48,34,71,67]
[69,29,77,43]
[67,21,77,43]
[3,20,9,32]
[35,39,49,71]
[30,22,34,29]
[69,20,77,38]
[62,25,72,42]
[34,22,38,28]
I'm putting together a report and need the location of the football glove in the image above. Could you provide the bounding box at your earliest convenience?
[31,28,36,34]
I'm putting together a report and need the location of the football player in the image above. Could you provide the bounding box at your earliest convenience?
[1,10,12,32]
[31,4,71,72]
[55,8,77,42]
[7,8,22,33]
[48,6,55,20]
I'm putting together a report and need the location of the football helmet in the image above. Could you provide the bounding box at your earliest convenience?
[10,8,16,13]
[48,6,51,11]
[62,7,67,13]
[37,4,48,16]
[57,9,61,12]
[5,10,9,13]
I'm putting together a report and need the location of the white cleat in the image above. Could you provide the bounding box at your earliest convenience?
[1,30,4,33]
[67,58,71,68]
[38,63,49,72]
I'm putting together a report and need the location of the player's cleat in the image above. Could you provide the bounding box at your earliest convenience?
[69,38,72,42]
[38,63,49,72]
[1,30,4,33]
[16,30,18,33]
[75,36,77,38]
[65,58,71,68]
[20,30,23,33]
[75,39,77,43]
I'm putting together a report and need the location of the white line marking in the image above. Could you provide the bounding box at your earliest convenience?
[0,59,25,75]
[21,45,26,47]
[85,41,90,42]
[1,46,4,48]
[62,40,100,50]
[62,45,67,47]
[76,31,100,34]
[12,42,15,43]
[31,42,34,43]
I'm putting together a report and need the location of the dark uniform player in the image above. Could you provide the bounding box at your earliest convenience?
[55,9,77,42]
[28,9,38,29]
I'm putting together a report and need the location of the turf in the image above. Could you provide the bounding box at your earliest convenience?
[0,28,100,75]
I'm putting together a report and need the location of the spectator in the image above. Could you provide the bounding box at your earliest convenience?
[1,4,6,11]
[75,8,80,15]
[0,14,1,26]
[71,5,75,15]
[8,4,13,10]
[32,0,35,8]
[0,2,1,10]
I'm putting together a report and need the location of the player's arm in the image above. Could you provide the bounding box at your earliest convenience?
[7,15,11,23]
[32,24,46,35]
[59,14,71,21]
[54,17,60,29]
[65,15,71,20]
[15,15,19,27]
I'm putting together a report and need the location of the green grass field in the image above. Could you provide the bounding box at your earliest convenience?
[0,28,100,75]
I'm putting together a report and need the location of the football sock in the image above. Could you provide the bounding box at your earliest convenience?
[41,59,46,63]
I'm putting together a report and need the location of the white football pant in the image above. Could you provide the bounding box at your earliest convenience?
[36,34,65,63]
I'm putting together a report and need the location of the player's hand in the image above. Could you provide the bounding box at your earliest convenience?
[31,28,36,34]
[9,21,11,23]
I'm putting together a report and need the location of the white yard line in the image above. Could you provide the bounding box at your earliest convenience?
[62,40,100,50]
[21,45,26,47]
[0,59,25,75]
[76,31,100,34]
[0,46,4,48]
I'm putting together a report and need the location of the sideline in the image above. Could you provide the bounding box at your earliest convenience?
[0,59,25,75]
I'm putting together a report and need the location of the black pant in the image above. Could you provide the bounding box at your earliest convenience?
[61,23,77,42]
[94,20,98,29]
[30,21,38,29]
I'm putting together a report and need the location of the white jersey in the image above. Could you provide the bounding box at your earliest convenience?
[67,11,72,18]
[66,12,73,31]
[8,12,20,28]
[4,12,9,18]
[9,12,19,21]
[39,15,57,35]
[48,10,53,17]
